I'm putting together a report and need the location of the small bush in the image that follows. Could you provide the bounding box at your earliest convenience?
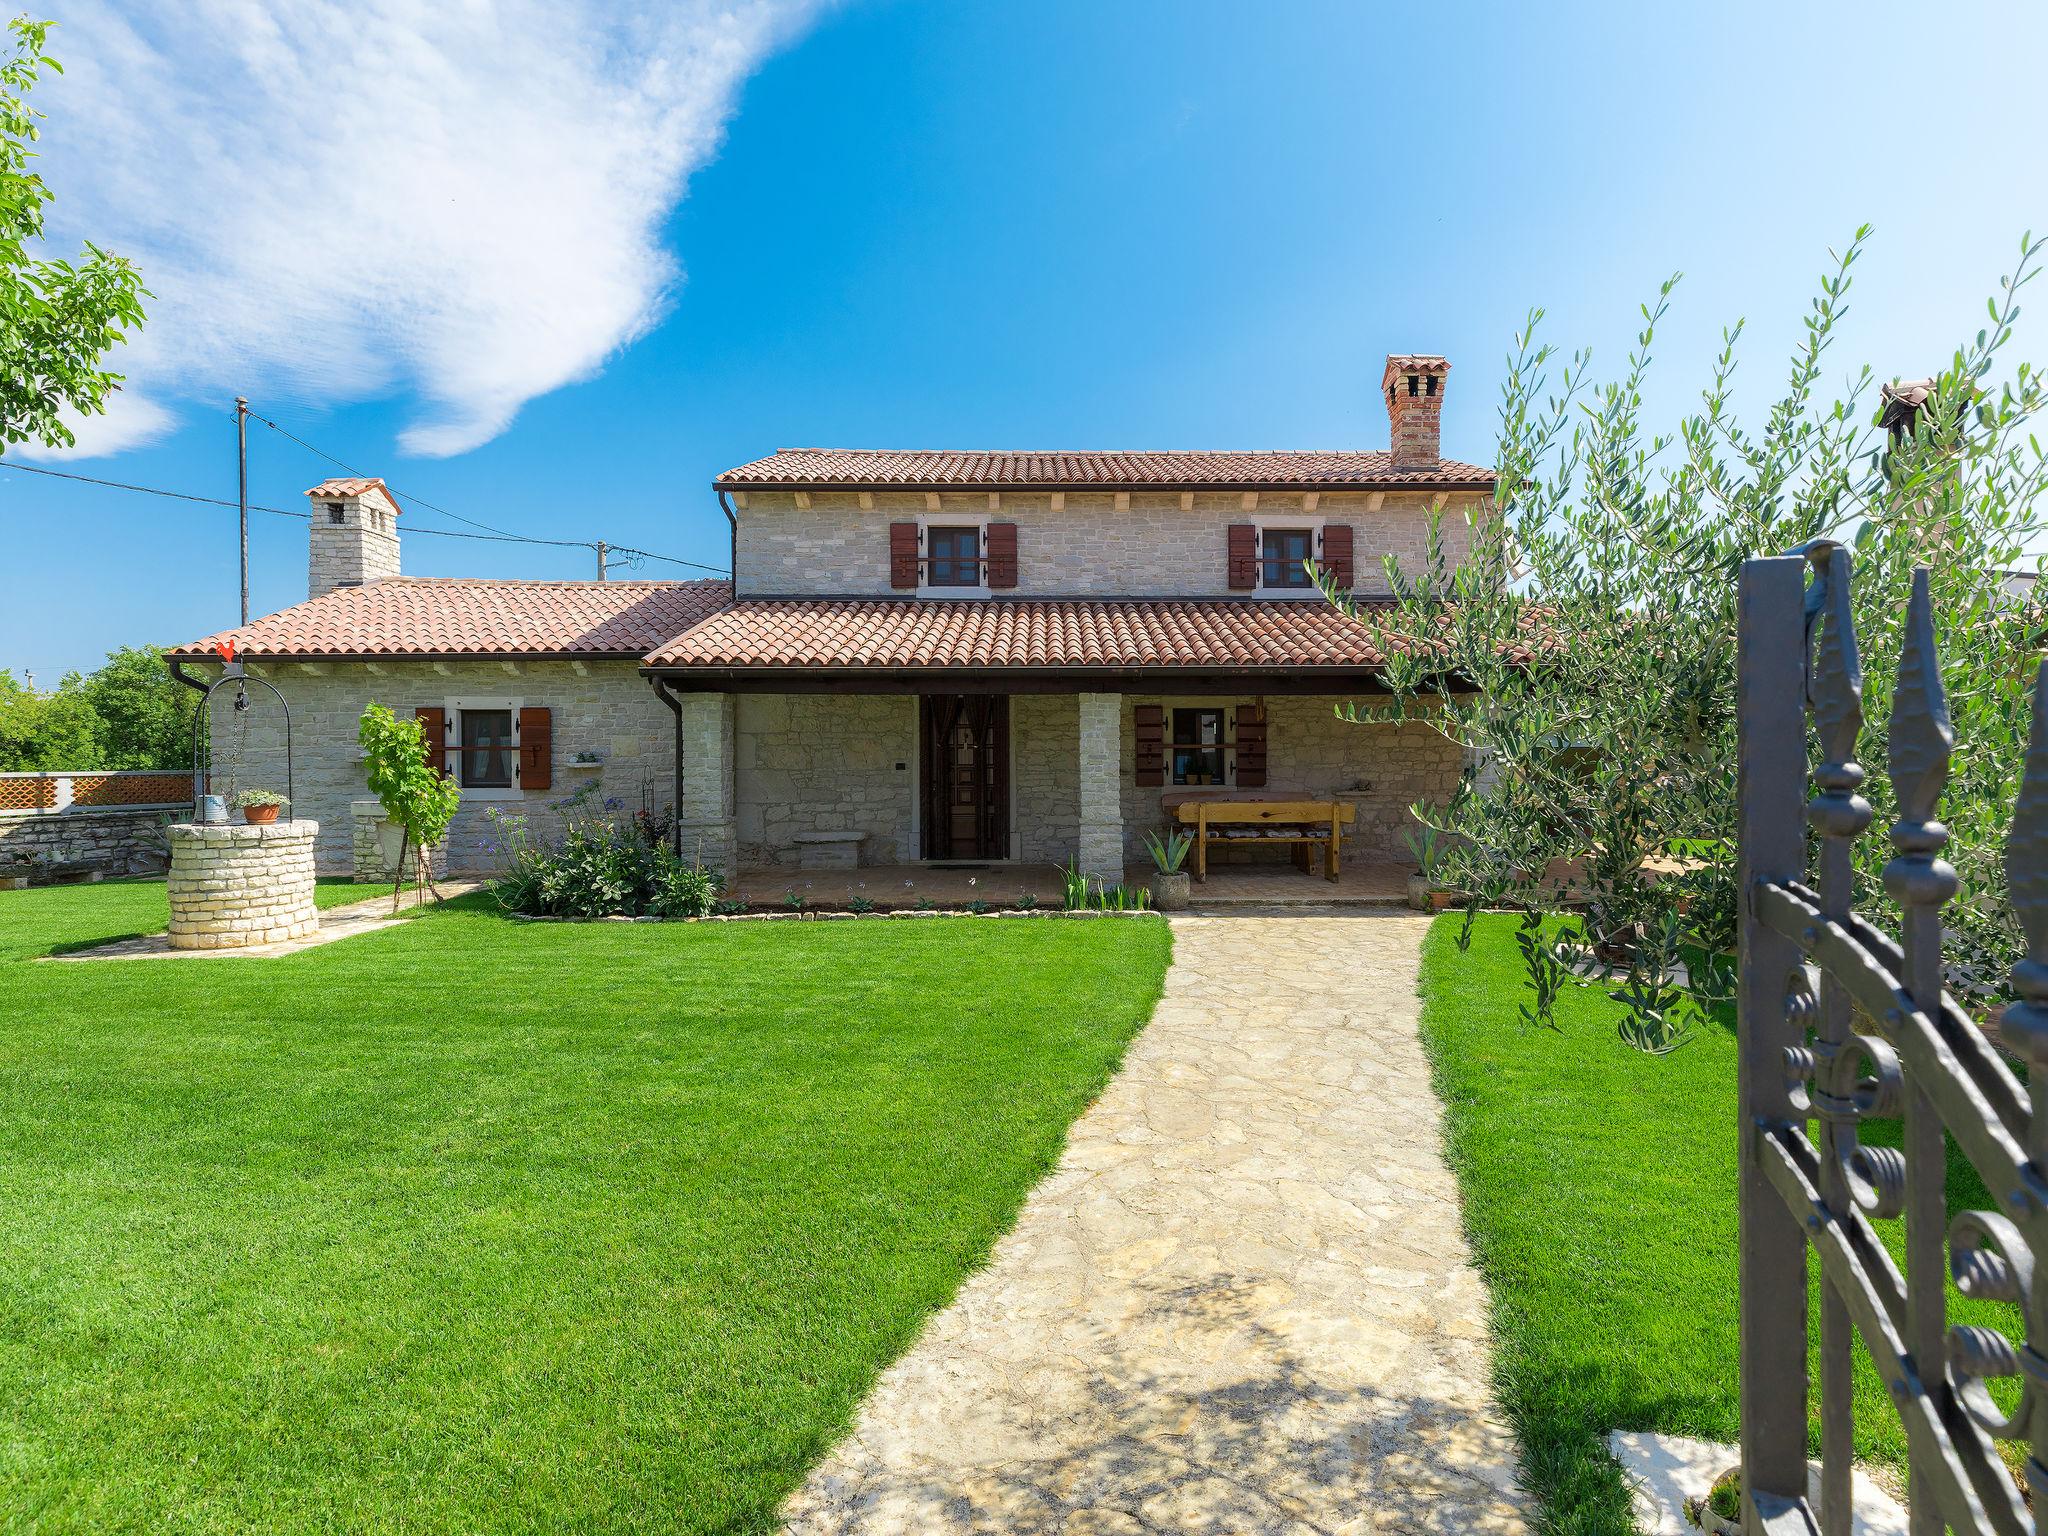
[1015,893,1039,911]
[489,786,710,919]
[649,847,723,919]
[847,896,875,914]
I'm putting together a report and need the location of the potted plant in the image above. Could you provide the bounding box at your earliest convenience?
[1683,1466,1742,1536]
[233,789,289,825]
[1142,829,1193,911]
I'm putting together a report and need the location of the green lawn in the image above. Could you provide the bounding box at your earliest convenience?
[1418,913,2020,1534]
[0,881,1172,1533]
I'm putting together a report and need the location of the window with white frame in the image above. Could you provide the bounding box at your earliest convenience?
[919,514,991,595]
[1251,515,1326,595]
[445,700,522,797]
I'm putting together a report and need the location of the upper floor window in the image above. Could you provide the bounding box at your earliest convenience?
[1259,528,1315,589]
[927,526,981,588]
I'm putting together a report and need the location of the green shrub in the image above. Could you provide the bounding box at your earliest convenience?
[648,847,723,919]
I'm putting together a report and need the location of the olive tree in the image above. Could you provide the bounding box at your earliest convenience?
[1326,228,2048,1044]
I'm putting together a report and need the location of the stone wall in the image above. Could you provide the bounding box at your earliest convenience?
[734,693,916,867]
[195,660,675,874]
[166,819,319,949]
[0,804,183,876]
[1010,694,1076,863]
[734,490,1485,599]
[702,689,1459,873]
[1113,694,1463,865]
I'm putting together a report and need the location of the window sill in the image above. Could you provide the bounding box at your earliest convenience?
[458,785,525,802]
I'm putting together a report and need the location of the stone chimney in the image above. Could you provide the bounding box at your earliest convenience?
[1383,355,1450,470]
[306,478,401,600]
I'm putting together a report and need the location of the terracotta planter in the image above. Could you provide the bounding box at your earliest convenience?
[1148,871,1192,911]
[242,803,282,825]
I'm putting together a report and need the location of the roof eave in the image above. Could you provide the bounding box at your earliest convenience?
[711,476,1497,495]
[163,649,657,665]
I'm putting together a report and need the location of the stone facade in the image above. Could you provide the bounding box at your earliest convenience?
[1010,694,1077,864]
[671,689,1460,876]
[734,490,1484,600]
[196,659,675,874]
[166,819,320,949]
[0,805,183,877]
[734,693,914,869]
[1117,694,1464,865]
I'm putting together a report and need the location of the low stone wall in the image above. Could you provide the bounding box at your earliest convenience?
[0,804,186,878]
[350,800,447,882]
[166,819,320,950]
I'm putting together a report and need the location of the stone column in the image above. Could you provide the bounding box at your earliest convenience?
[1076,692,1124,886]
[675,692,737,878]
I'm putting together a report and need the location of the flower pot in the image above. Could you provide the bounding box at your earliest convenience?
[1406,874,1431,911]
[242,803,282,825]
[1148,871,1191,911]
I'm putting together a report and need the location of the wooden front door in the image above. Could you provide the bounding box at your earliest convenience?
[920,695,1009,859]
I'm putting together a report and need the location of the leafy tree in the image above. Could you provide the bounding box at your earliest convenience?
[0,666,97,767]
[0,648,196,771]
[75,646,196,769]
[1,16,147,452]
[358,704,461,912]
[1328,228,2048,1042]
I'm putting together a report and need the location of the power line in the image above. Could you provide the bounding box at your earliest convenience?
[243,406,731,575]
[245,409,533,542]
[1,453,731,574]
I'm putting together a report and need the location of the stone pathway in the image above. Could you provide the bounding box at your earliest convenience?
[43,879,488,961]
[782,908,1530,1535]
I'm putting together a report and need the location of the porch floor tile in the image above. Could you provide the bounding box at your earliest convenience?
[1162,859,1413,906]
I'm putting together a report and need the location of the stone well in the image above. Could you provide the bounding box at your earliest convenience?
[166,819,320,950]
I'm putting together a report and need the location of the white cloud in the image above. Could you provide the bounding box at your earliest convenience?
[21,0,817,460]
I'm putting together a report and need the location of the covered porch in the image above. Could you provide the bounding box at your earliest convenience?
[646,672,1458,903]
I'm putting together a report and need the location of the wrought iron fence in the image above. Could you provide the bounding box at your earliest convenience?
[1737,548,2039,1534]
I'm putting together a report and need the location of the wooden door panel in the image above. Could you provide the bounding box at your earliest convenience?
[920,694,1009,859]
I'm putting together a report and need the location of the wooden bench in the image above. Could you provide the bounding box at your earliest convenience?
[1172,798,1357,882]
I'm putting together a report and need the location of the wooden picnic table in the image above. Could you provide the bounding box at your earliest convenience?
[1163,792,1357,882]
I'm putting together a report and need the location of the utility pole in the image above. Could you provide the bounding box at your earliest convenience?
[235,396,250,625]
[596,540,608,581]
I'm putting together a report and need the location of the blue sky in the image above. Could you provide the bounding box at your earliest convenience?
[6,0,2046,679]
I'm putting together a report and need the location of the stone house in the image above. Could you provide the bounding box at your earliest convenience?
[168,355,1488,885]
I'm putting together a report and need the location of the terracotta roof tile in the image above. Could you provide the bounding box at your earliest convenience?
[713,448,1493,492]
[168,578,733,661]
[642,597,1417,672]
[306,477,402,509]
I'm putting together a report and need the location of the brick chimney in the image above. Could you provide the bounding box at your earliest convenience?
[306,478,401,600]
[1383,355,1450,470]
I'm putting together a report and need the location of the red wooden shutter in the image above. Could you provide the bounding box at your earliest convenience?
[1134,704,1166,787]
[985,521,1018,589]
[889,522,920,589]
[517,706,552,791]
[416,706,447,776]
[1227,523,1258,590]
[1321,524,1354,590]
[1234,704,1267,787]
